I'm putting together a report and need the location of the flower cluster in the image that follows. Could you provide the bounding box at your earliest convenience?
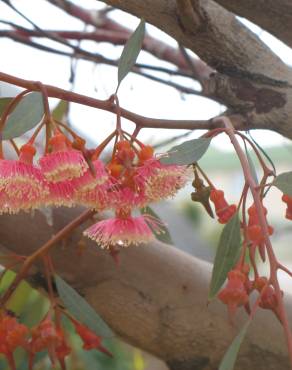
[0,131,189,249]
[0,310,111,370]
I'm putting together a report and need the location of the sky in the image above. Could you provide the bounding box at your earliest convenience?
[0,0,292,152]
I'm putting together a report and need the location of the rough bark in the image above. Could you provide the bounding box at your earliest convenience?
[97,0,289,80]
[0,208,290,370]
[213,0,292,49]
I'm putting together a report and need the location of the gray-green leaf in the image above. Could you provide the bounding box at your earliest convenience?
[117,19,145,88]
[160,138,211,165]
[0,97,12,117]
[141,206,173,245]
[273,171,292,196]
[219,322,250,370]
[245,150,258,185]
[52,99,68,121]
[55,275,114,338]
[2,92,44,140]
[208,213,241,300]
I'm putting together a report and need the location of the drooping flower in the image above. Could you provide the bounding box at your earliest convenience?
[83,210,159,248]
[209,189,237,224]
[72,322,112,357]
[39,132,88,182]
[76,182,110,211]
[136,159,190,203]
[72,159,108,192]
[0,312,29,370]
[0,143,48,213]
[110,186,147,210]
[45,180,76,208]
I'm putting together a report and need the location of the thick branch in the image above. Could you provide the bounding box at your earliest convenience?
[0,208,290,369]
[95,0,290,82]
[214,0,292,49]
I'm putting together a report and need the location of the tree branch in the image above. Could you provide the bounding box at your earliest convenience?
[94,0,291,82]
[0,71,228,130]
[213,0,292,49]
[0,207,290,369]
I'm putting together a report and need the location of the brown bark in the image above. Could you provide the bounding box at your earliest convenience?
[96,0,290,80]
[213,0,292,49]
[0,208,290,370]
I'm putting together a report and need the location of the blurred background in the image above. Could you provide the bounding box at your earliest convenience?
[1,0,292,369]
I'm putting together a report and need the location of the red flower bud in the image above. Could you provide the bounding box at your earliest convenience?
[28,316,62,369]
[0,313,28,370]
[138,145,154,162]
[282,194,292,220]
[210,189,236,224]
[247,204,273,246]
[218,269,249,319]
[73,322,112,357]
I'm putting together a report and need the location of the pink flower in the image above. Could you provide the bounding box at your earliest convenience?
[45,180,76,208]
[0,144,48,212]
[136,159,189,202]
[39,133,87,182]
[83,212,159,248]
[110,186,147,210]
[76,183,110,211]
[72,159,108,192]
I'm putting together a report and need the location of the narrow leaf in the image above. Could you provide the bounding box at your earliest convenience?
[0,97,12,117]
[55,275,113,338]
[160,138,211,165]
[273,171,292,196]
[208,213,241,300]
[141,206,173,245]
[219,322,250,370]
[2,92,44,140]
[245,149,258,185]
[52,99,68,121]
[117,19,145,88]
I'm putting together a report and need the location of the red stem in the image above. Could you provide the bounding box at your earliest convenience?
[217,116,292,365]
[0,71,222,131]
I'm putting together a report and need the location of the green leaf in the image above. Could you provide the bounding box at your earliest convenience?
[141,206,173,245]
[0,97,12,116]
[52,99,68,121]
[273,171,292,196]
[219,322,250,370]
[117,19,145,88]
[2,92,44,140]
[55,275,114,338]
[208,213,241,300]
[160,138,211,165]
[245,150,258,185]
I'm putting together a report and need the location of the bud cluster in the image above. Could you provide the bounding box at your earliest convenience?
[0,309,110,370]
